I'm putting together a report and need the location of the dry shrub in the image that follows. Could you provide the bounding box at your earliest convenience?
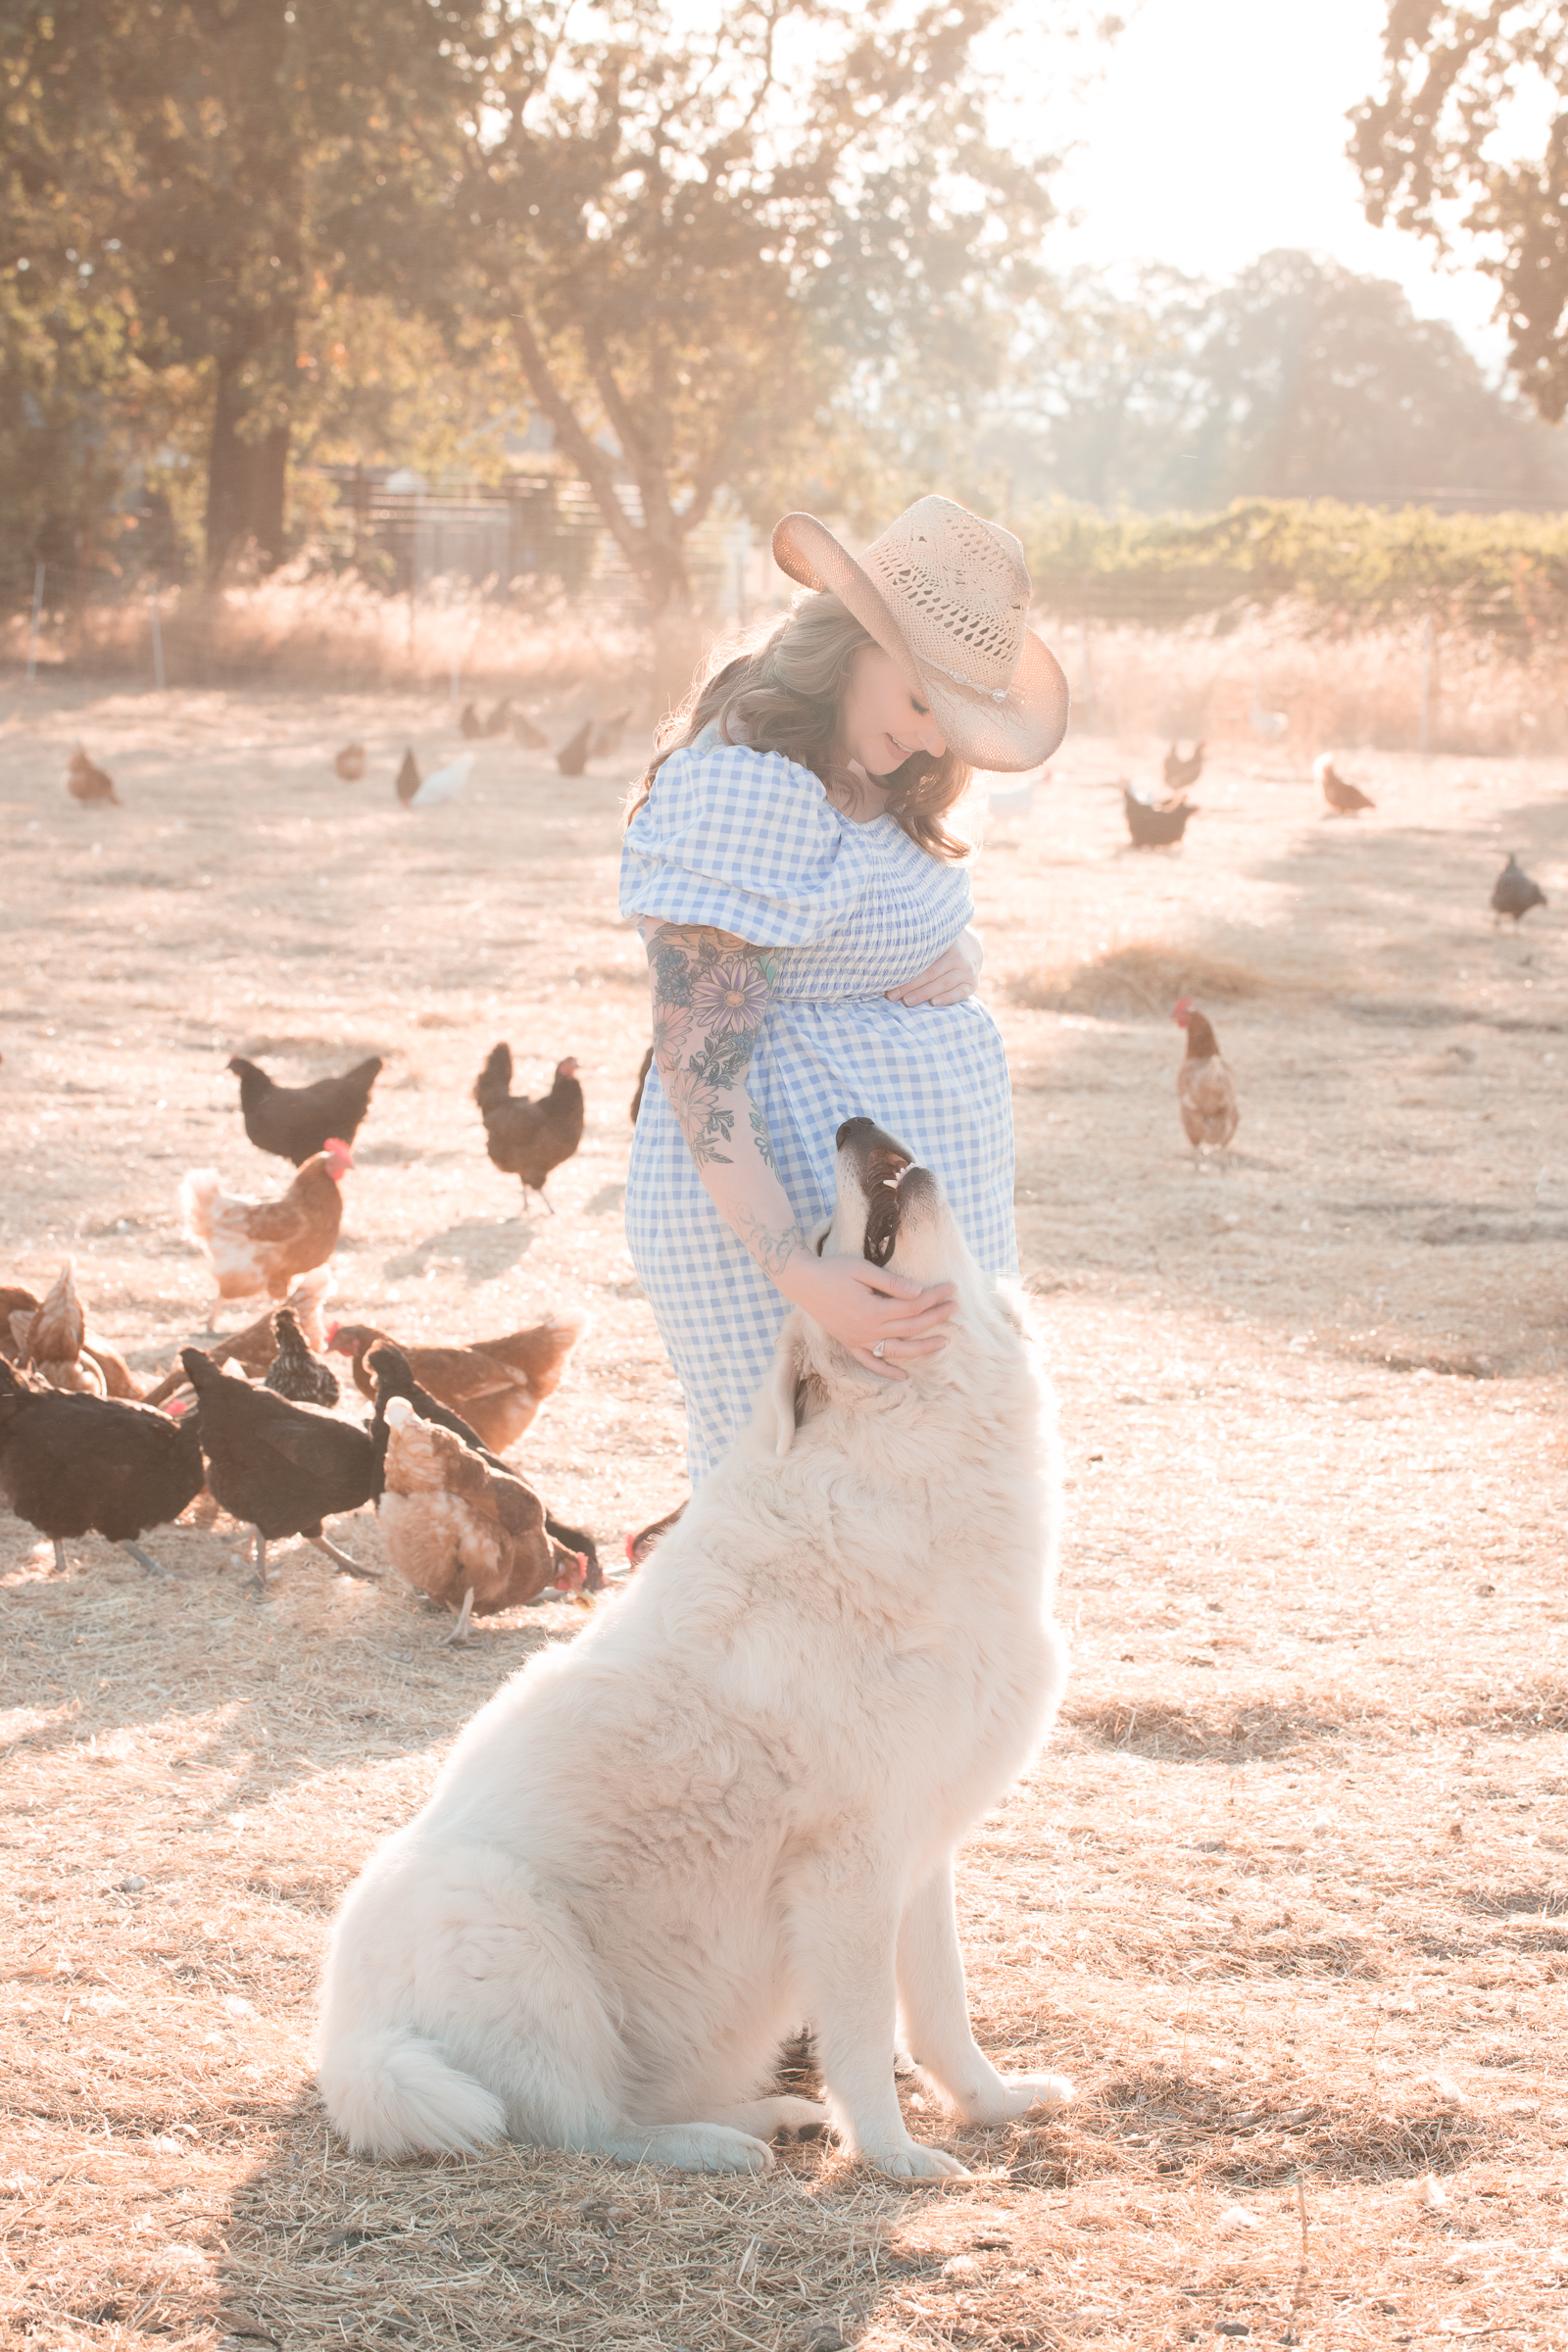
[15,564,656,699]
[1048,603,1568,755]
[1012,939,1268,1018]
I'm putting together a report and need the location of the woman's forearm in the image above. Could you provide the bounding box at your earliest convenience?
[645,922,808,1290]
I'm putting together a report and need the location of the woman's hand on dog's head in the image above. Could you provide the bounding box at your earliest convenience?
[779,1252,956,1381]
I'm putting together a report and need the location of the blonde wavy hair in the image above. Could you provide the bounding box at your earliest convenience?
[624,592,972,861]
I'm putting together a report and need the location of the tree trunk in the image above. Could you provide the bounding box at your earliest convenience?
[205,325,293,582]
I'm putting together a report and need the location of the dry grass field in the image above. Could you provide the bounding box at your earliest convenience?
[2,678,1565,2352]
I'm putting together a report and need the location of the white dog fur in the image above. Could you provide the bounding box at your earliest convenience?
[317,1118,1071,2178]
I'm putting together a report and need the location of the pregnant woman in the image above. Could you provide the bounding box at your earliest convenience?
[621,495,1068,1488]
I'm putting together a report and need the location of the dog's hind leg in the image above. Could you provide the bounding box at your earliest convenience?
[787,1857,968,2180]
[896,1856,1074,2126]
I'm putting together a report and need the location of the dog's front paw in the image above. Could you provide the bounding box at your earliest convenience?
[770,2096,831,2143]
[993,2071,1074,2122]
[867,2141,970,2180]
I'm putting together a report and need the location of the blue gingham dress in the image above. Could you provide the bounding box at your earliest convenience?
[620,739,1016,1483]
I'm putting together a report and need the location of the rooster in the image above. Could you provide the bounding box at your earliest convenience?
[378,1397,587,1640]
[473,1048,584,1212]
[0,1359,202,1576]
[179,1348,377,1586]
[1492,853,1546,927]
[1315,754,1375,816]
[1162,741,1204,794]
[180,1142,351,1316]
[1172,1000,1239,1156]
[226,1053,381,1165]
[328,1310,585,1452]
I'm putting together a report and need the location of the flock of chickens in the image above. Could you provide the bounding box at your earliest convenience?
[0,1037,603,1637]
[28,719,1551,1617]
[67,701,633,816]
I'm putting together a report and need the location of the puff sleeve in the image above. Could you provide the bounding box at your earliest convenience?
[618,741,864,947]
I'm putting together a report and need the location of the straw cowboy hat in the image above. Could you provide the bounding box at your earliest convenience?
[771,494,1068,772]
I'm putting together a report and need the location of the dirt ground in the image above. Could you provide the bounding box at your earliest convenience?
[1,681,1565,2352]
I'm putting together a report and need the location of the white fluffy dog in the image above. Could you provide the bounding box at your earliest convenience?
[317,1116,1071,2179]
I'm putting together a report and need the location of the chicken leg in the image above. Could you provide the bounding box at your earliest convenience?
[440,1587,476,1647]
[118,1541,171,1578]
[308,1531,380,1582]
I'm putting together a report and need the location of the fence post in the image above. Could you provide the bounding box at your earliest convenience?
[1419,612,1433,753]
[25,562,44,681]
[148,584,166,692]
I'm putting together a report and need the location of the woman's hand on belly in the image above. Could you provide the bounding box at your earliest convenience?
[884,927,982,1007]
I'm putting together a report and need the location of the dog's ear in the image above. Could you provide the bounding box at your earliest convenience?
[766,1315,809,1456]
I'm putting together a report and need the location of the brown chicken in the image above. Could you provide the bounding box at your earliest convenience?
[67,747,120,806]
[1314,754,1375,816]
[327,1310,584,1453]
[139,1269,332,1407]
[1173,1000,1239,1154]
[473,1047,584,1211]
[1124,788,1198,848]
[395,749,420,806]
[334,743,368,781]
[179,1143,351,1315]
[7,1268,141,1396]
[378,1397,586,1636]
[0,1288,39,1363]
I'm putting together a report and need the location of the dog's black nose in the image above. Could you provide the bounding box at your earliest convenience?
[836,1115,913,1160]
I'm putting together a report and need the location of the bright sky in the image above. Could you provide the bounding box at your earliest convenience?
[1010,0,1509,372]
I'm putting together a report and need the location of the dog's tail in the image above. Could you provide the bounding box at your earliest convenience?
[318,2027,507,2160]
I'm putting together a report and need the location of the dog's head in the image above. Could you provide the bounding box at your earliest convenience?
[764,1116,988,1456]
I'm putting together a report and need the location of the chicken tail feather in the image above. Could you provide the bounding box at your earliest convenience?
[179,1170,224,1243]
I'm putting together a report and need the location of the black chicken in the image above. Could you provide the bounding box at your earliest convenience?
[0,1359,203,1576]
[473,1045,584,1211]
[1162,741,1204,794]
[227,1054,382,1166]
[1124,788,1198,849]
[1492,854,1547,927]
[264,1306,340,1406]
[179,1348,377,1586]
[368,1342,602,1589]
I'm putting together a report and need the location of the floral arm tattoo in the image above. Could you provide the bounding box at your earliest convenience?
[646,922,806,1277]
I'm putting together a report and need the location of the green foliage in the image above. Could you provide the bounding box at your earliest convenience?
[1020,497,1568,643]
[1353,3,1568,422]
[986,250,1568,516]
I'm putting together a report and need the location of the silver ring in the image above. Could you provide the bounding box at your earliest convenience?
[872,1340,886,1359]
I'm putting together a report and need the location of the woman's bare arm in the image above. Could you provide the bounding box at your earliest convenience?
[644,921,955,1374]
